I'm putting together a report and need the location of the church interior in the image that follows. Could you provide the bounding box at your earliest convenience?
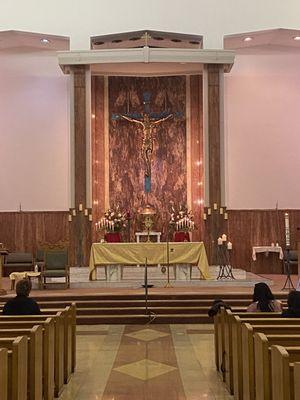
[1,1,300,399]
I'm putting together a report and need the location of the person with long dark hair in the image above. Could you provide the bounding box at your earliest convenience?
[247,282,282,312]
[282,290,300,317]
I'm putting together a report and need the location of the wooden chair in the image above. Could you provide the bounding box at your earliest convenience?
[41,249,70,289]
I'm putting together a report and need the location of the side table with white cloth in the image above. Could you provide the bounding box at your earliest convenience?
[252,246,284,261]
[251,245,284,274]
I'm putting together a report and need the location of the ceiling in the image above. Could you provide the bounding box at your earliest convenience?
[224,28,300,52]
[0,30,69,51]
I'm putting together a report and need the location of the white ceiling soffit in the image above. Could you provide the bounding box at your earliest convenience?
[224,28,300,51]
[0,30,69,51]
[58,47,235,74]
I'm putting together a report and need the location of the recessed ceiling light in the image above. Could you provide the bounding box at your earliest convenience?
[244,37,253,42]
[293,36,300,41]
[40,38,50,44]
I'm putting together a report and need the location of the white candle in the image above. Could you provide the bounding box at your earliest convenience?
[222,234,227,241]
[218,237,223,245]
[79,203,83,211]
[72,209,76,216]
[227,241,232,250]
[68,215,72,222]
[84,209,88,216]
[224,212,228,220]
[219,207,224,215]
[203,213,207,220]
[285,213,290,246]
[89,214,92,222]
[207,208,211,215]
[214,203,218,210]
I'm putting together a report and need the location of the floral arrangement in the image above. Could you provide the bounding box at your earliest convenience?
[95,206,129,232]
[169,204,195,231]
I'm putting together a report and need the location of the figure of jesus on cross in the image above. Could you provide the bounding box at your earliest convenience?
[112,92,180,193]
[120,112,173,179]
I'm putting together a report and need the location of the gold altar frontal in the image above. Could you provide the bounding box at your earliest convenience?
[89,242,210,280]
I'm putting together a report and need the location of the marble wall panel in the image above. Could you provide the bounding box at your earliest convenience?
[108,76,187,239]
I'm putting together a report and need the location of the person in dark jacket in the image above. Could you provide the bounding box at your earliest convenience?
[3,279,41,315]
[282,290,300,318]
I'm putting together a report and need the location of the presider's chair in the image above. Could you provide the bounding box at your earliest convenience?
[41,249,70,289]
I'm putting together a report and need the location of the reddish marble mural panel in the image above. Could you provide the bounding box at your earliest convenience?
[108,76,186,239]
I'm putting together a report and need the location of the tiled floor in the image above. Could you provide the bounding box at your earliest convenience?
[59,324,233,400]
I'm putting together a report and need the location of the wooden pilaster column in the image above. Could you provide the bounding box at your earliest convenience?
[205,64,225,264]
[70,65,92,267]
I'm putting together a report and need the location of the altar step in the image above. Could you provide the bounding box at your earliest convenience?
[0,292,288,325]
[77,313,212,324]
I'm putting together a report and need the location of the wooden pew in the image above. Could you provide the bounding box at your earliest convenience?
[230,317,300,400]
[0,313,64,396]
[271,345,300,400]
[0,347,8,400]
[222,310,281,394]
[294,362,300,400]
[0,302,76,376]
[0,325,43,400]
[0,336,28,400]
[254,333,300,400]
[241,322,300,400]
[0,319,55,400]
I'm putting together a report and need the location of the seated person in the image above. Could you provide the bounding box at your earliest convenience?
[3,278,41,315]
[282,290,300,317]
[247,282,282,312]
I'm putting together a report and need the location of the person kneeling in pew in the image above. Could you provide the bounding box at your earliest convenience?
[2,279,41,315]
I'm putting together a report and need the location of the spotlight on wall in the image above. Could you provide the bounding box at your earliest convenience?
[293,36,300,41]
[243,37,253,42]
[40,38,50,44]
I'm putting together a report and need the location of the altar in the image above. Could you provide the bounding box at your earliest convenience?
[89,242,210,281]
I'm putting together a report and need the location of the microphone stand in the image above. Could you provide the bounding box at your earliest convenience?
[144,257,149,314]
[165,224,173,288]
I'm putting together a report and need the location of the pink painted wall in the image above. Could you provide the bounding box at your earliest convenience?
[225,49,300,209]
[0,50,69,211]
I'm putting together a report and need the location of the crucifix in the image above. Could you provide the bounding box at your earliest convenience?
[112,92,182,194]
